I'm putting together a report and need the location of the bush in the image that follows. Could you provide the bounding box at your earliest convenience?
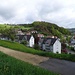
[21,40,27,45]
[34,44,40,50]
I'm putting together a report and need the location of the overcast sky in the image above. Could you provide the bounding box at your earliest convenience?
[0,0,75,28]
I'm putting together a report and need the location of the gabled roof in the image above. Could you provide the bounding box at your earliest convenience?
[17,35,25,40]
[17,35,32,41]
[26,35,32,41]
[42,38,57,45]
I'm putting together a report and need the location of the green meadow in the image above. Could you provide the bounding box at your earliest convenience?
[0,40,75,62]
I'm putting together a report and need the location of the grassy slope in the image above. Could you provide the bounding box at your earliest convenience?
[0,24,32,30]
[0,52,59,75]
[0,24,11,30]
[0,40,75,62]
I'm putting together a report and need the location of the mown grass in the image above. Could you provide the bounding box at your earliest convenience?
[0,52,59,75]
[0,40,75,62]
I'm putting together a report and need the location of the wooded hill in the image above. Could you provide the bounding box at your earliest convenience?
[0,21,71,38]
[19,21,71,38]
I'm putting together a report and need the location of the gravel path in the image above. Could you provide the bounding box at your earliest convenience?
[0,46,49,65]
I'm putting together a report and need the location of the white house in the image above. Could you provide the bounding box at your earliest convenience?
[27,35,34,47]
[41,38,61,54]
[16,35,34,47]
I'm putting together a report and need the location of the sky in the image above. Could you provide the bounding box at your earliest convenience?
[0,0,75,28]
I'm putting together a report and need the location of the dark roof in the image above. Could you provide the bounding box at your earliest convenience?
[26,35,31,41]
[17,35,32,41]
[0,35,7,38]
[42,38,57,45]
[17,35,25,40]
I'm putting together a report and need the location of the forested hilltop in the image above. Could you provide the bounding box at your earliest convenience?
[18,21,71,38]
[0,21,71,38]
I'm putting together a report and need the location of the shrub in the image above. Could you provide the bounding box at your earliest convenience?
[21,40,27,45]
[34,44,40,50]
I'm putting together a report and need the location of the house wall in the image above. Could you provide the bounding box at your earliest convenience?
[0,37,8,40]
[53,40,61,54]
[29,36,34,47]
[42,44,45,50]
[71,39,75,44]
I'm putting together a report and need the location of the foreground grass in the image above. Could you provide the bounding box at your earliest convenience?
[0,40,75,62]
[0,52,59,75]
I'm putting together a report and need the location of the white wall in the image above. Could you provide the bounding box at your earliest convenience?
[71,39,75,44]
[29,36,34,47]
[42,44,45,50]
[53,40,61,54]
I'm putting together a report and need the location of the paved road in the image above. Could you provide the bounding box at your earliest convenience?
[39,58,75,75]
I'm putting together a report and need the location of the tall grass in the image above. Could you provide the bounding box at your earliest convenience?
[0,40,75,62]
[0,52,59,75]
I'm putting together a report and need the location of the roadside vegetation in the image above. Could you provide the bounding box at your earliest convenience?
[0,52,59,75]
[0,40,75,62]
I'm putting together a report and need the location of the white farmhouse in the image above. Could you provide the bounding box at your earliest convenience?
[41,38,61,54]
[26,35,34,47]
[16,35,34,47]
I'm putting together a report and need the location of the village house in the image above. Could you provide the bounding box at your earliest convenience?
[16,30,25,35]
[37,34,44,37]
[70,36,75,47]
[16,35,34,47]
[39,37,61,54]
[0,33,10,40]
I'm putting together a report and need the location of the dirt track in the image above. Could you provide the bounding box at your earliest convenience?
[0,46,49,65]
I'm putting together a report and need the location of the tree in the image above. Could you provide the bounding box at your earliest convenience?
[1,28,16,41]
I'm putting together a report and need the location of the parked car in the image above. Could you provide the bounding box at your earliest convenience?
[61,49,68,54]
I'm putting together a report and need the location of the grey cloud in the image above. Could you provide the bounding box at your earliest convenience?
[0,0,75,28]
[0,5,15,20]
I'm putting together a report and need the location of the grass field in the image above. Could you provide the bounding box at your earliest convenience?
[0,52,59,75]
[0,24,12,30]
[0,40,75,62]
[0,24,32,31]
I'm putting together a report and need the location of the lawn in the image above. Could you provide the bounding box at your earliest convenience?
[0,52,59,75]
[0,40,75,62]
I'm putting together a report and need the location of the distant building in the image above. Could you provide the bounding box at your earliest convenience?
[31,30,38,34]
[26,32,31,35]
[46,36,57,38]
[39,38,61,54]
[37,34,44,37]
[16,35,34,47]
[16,30,24,35]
